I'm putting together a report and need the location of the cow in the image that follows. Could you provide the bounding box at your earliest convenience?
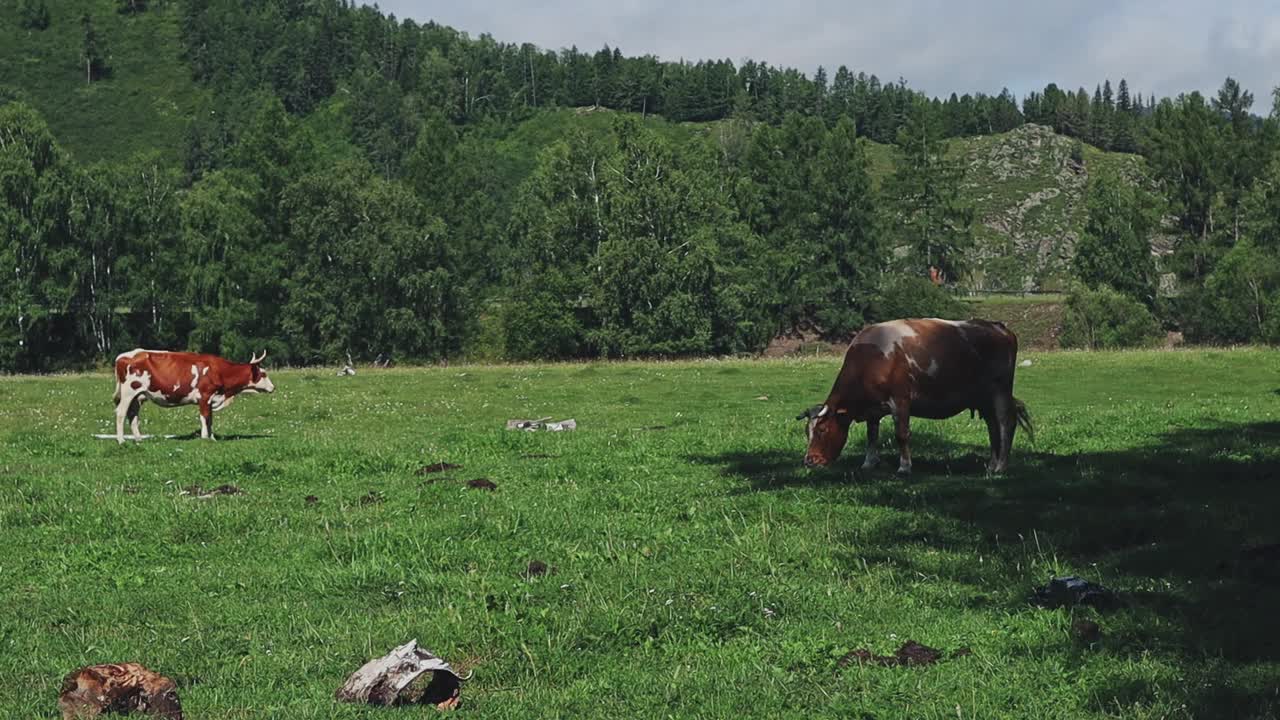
[799,318,1032,476]
[112,349,275,444]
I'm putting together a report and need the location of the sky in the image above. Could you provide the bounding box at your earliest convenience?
[368,1,1280,104]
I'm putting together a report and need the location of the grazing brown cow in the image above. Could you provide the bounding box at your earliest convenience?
[800,318,1031,476]
[112,349,275,444]
[58,663,182,719]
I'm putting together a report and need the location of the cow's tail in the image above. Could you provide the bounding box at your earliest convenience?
[111,360,124,404]
[1012,397,1034,444]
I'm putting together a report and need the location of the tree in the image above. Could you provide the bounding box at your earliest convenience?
[504,118,768,358]
[501,135,603,358]
[81,14,109,83]
[0,103,70,370]
[111,156,183,348]
[1112,79,1138,152]
[19,0,51,30]
[418,48,462,121]
[1144,93,1223,278]
[280,160,463,362]
[807,116,884,334]
[1072,172,1158,304]
[1060,285,1161,349]
[887,101,973,281]
[179,169,274,356]
[588,117,758,355]
[1213,77,1258,242]
[991,88,1023,132]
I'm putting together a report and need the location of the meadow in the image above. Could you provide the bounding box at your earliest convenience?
[1,350,1278,718]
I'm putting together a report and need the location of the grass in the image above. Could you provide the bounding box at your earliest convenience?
[3,350,1279,717]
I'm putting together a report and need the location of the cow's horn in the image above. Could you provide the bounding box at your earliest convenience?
[250,350,267,364]
[817,405,829,418]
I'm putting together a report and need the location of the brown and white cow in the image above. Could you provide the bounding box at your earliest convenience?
[112,349,275,444]
[800,318,1032,476]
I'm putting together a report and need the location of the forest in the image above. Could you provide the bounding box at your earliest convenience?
[3,0,1280,371]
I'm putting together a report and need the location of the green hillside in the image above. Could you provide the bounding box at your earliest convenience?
[0,4,1152,292]
[0,0,205,164]
[14,0,1241,369]
[0,1,1153,291]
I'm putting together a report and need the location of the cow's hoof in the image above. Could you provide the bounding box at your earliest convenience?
[860,460,878,471]
[895,466,911,478]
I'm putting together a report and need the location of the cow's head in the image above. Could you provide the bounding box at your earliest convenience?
[247,351,275,393]
[799,404,851,468]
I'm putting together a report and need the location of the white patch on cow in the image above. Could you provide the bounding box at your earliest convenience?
[183,365,202,405]
[248,374,275,394]
[853,320,918,357]
[897,457,912,476]
[210,393,235,412]
[887,398,898,415]
[804,406,829,441]
[199,413,211,440]
[927,358,940,377]
[172,383,180,392]
[114,368,153,443]
[202,366,209,376]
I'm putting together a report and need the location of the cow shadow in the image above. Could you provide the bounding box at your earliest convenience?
[168,432,273,442]
[691,420,1280,717]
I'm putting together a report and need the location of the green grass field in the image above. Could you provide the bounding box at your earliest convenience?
[2,350,1279,718]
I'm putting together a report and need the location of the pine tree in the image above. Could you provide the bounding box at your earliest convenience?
[1117,79,1131,113]
[887,102,973,280]
[813,65,829,120]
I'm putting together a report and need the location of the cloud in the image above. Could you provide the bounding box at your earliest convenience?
[370,1,1279,102]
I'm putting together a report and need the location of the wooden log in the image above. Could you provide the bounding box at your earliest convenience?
[335,640,461,709]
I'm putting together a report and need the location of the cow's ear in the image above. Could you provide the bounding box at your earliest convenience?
[795,405,822,421]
